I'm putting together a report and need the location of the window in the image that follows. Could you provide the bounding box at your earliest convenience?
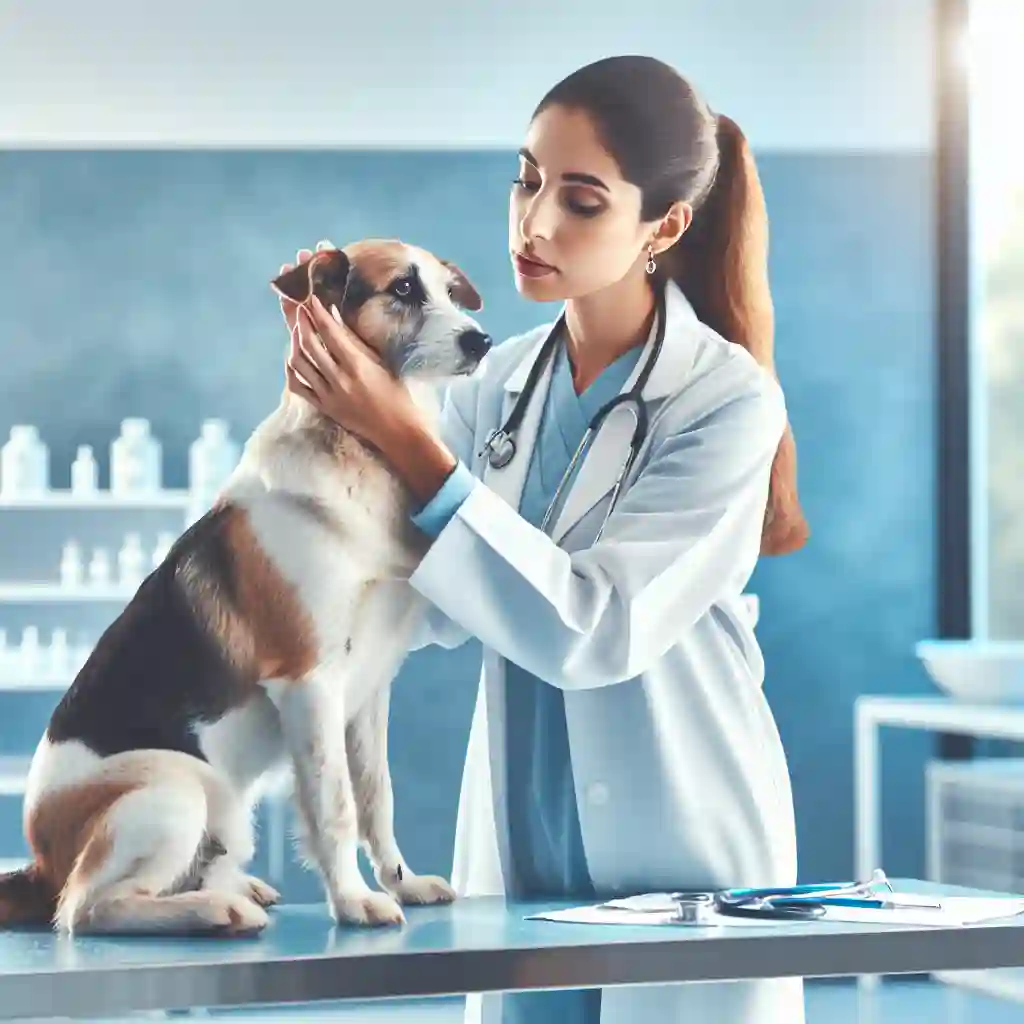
[968,0,1024,639]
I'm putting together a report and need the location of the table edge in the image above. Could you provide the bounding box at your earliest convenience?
[4,918,1024,1018]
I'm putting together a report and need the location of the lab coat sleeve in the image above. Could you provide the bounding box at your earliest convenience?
[408,375,787,687]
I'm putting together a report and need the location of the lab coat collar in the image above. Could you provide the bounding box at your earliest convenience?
[502,278,700,402]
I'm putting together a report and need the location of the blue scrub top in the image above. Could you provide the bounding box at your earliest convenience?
[503,335,643,901]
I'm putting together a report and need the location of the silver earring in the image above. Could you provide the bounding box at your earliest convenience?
[646,244,657,275]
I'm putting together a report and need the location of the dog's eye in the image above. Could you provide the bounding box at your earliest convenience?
[388,274,426,305]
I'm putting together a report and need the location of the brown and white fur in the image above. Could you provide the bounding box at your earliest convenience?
[0,240,492,937]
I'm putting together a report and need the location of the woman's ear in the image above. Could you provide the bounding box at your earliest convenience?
[652,201,693,255]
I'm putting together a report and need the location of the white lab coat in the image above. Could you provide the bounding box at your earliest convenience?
[408,281,804,1023]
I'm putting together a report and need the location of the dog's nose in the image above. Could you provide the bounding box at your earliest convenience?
[458,329,492,361]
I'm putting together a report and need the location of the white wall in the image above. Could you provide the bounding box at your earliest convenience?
[0,0,934,151]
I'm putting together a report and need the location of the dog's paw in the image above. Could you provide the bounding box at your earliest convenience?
[331,889,406,928]
[201,862,280,909]
[387,872,457,906]
[240,875,281,908]
[204,893,270,936]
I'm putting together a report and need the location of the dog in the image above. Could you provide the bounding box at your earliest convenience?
[0,239,492,936]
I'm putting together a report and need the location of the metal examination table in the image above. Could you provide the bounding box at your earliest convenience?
[0,879,1022,1019]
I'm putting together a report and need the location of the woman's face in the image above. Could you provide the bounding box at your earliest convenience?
[508,103,662,303]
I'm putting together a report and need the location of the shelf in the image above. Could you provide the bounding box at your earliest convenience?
[0,489,191,510]
[0,582,136,602]
[856,695,1024,741]
[0,756,31,795]
[0,675,74,693]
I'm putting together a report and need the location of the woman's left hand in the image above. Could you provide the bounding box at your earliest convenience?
[284,292,421,451]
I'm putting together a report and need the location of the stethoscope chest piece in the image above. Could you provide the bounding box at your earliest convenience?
[671,892,718,925]
[484,429,516,469]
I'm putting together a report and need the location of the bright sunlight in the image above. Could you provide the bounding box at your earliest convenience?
[966,0,1024,638]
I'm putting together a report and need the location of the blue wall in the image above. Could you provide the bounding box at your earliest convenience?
[0,149,936,897]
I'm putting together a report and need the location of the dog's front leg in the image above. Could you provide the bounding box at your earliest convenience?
[346,683,456,907]
[273,675,405,927]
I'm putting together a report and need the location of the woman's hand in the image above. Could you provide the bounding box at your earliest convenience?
[278,245,459,505]
[279,245,415,451]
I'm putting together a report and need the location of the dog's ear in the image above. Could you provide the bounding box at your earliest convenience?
[442,260,483,312]
[271,249,352,308]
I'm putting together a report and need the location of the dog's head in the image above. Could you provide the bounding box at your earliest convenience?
[271,239,491,382]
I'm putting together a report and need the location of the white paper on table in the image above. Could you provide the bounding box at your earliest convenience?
[526,892,1024,929]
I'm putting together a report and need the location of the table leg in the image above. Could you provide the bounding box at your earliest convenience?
[268,793,287,887]
[855,702,880,881]
[855,703,881,992]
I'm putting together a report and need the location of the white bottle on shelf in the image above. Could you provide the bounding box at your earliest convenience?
[70,444,99,495]
[88,547,111,586]
[49,628,70,680]
[60,539,84,588]
[117,532,147,588]
[151,530,176,569]
[20,626,40,677]
[0,424,49,495]
[110,418,162,495]
[189,419,240,507]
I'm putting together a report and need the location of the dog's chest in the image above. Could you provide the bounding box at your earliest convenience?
[231,473,425,676]
[240,426,417,563]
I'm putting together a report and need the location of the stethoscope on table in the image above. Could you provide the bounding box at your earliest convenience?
[598,870,898,925]
[479,285,668,540]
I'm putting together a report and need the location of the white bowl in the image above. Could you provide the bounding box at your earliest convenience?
[915,639,1024,704]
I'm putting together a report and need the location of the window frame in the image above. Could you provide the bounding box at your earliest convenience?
[936,0,974,757]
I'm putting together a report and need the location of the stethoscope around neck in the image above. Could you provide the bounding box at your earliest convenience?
[479,284,668,540]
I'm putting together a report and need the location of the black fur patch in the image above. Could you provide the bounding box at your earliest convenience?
[340,270,375,312]
[46,506,254,761]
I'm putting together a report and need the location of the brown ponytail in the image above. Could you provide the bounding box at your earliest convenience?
[665,113,810,556]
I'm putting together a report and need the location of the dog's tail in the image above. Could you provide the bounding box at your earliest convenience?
[0,863,56,927]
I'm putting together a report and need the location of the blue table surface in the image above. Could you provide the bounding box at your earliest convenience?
[0,878,1021,976]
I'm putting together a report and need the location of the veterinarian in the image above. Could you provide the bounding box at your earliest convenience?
[282,55,809,1024]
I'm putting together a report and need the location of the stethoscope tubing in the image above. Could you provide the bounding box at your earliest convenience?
[480,285,668,538]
